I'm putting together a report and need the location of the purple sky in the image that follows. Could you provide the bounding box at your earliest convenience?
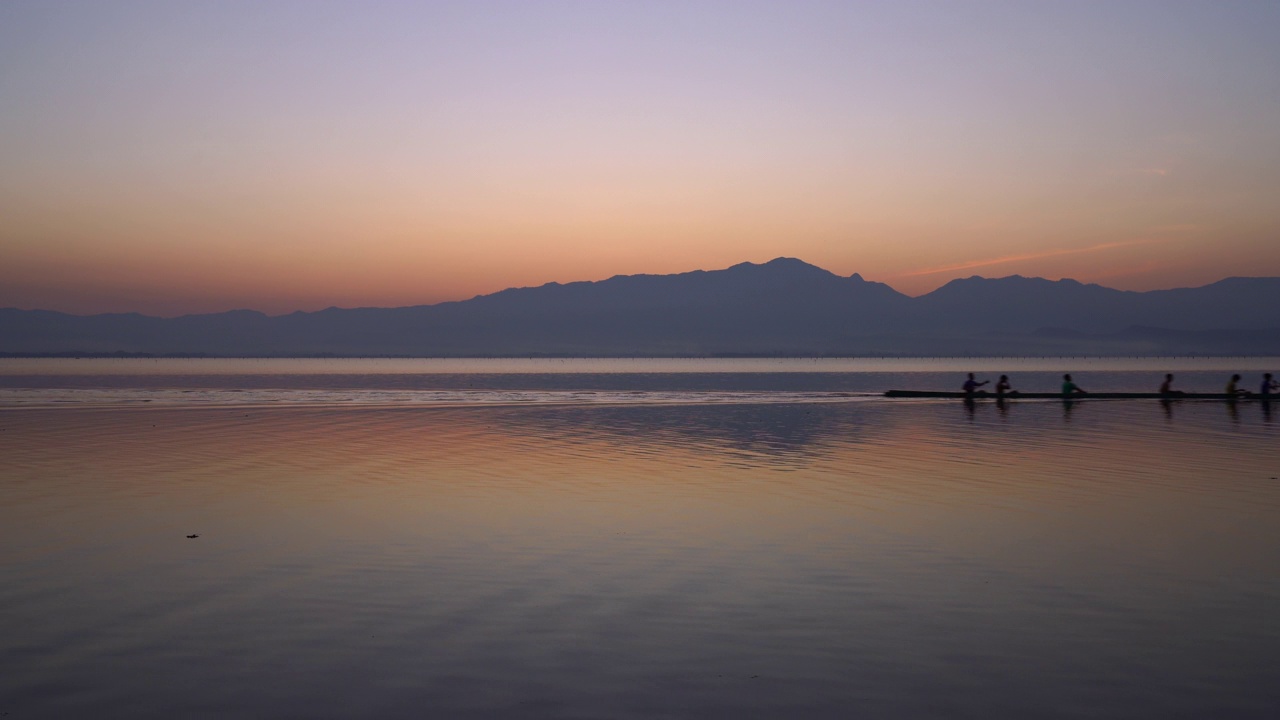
[2,0,1278,315]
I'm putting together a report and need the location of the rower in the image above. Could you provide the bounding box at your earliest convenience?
[1226,374,1248,397]
[962,373,989,397]
[995,374,1015,398]
[1061,374,1087,397]
[1159,373,1186,397]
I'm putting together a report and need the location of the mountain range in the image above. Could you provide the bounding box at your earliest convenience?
[3,258,1279,357]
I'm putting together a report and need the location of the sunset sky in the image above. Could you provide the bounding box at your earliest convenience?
[2,0,1279,316]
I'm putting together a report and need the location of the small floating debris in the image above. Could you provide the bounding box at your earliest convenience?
[186,534,199,539]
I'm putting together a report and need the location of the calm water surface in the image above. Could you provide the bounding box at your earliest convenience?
[2,360,1278,718]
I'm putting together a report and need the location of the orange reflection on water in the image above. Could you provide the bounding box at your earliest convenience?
[3,401,1275,578]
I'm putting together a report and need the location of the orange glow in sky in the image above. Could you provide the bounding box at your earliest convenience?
[2,2,1278,316]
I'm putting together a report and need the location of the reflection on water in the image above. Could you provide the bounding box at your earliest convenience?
[1,401,1278,719]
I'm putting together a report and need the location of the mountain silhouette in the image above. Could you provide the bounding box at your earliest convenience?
[3,259,1278,356]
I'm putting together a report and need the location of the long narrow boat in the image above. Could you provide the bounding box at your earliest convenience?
[884,390,1264,400]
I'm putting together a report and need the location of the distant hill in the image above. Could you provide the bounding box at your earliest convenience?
[3,258,1279,356]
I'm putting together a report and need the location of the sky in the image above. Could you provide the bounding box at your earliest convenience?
[2,0,1279,316]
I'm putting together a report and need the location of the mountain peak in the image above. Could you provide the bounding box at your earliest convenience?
[763,256,810,267]
[726,257,833,278]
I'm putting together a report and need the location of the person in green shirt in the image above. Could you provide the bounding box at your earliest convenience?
[1061,373,1086,397]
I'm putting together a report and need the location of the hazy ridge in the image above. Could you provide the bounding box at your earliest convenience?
[3,258,1279,357]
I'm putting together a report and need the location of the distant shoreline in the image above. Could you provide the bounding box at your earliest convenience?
[3,352,1278,360]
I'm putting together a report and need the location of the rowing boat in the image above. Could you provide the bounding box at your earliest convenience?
[883,390,1267,400]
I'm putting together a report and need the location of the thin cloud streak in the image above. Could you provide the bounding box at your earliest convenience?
[897,239,1166,278]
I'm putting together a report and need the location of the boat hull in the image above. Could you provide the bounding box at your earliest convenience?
[883,391,1264,400]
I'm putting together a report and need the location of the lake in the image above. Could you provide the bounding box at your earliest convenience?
[2,359,1278,718]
